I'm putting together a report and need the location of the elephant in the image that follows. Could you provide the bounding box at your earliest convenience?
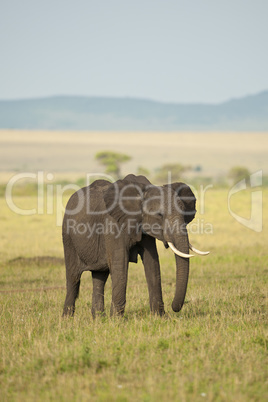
[62,174,209,318]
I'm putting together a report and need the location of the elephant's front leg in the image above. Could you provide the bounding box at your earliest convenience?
[140,235,165,316]
[91,270,109,319]
[109,248,129,317]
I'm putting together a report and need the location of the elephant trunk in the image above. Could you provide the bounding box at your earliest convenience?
[170,230,190,312]
[172,253,189,312]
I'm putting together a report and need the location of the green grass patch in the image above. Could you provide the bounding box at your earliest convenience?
[0,189,267,401]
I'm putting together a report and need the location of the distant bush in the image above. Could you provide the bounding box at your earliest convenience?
[136,166,150,177]
[228,166,250,185]
[95,151,131,179]
[154,163,191,184]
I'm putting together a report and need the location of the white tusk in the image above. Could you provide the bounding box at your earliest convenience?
[168,242,194,258]
[189,243,210,256]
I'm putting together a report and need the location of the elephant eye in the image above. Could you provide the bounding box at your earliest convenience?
[156,212,163,218]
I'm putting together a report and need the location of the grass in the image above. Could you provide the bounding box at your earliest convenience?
[0,187,267,401]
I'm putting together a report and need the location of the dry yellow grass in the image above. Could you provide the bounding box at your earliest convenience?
[0,129,268,177]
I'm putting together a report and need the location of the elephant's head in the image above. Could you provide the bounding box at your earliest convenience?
[103,175,209,312]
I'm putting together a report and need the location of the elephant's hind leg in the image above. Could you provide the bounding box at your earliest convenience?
[62,237,82,317]
[91,270,109,319]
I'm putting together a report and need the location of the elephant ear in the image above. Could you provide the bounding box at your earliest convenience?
[165,182,196,224]
[103,179,144,242]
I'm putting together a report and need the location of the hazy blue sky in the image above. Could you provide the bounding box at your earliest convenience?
[1,0,268,103]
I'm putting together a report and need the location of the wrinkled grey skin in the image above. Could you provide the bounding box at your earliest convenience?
[62,174,196,317]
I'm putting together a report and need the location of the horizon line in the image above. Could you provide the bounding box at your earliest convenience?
[0,89,267,106]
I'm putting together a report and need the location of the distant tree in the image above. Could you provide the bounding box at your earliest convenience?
[95,151,131,179]
[154,163,190,184]
[228,166,250,185]
[137,166,150,177]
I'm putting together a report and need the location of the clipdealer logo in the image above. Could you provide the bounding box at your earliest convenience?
[228,170,263,232]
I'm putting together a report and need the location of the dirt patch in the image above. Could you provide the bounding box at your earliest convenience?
[8,256,64,266]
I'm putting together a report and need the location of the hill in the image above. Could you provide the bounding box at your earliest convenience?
[0,91,268,131]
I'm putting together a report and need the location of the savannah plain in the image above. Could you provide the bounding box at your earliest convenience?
[0,130,267,401]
